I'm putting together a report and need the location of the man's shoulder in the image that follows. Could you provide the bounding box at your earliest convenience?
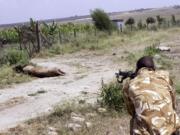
[138,68,170,78]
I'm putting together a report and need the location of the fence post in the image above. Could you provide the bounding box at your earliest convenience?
[73,28,77,38]
[59,30,62,44]
[35,21,41,53]
[18,32,22,50]
[120,24,123,32]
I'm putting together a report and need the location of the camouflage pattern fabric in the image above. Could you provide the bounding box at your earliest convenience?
[123,68,180,135]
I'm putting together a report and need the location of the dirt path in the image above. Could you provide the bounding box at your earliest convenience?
[0,51,128,131]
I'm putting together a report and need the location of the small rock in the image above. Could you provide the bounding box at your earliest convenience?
[156,46,171,52]
[98,108,107,113]
[67,123,82,131]
[112,53,116,56]
[71,112,80,117]
[86,113,97,118]
[47,127,58,135]
[71,116,85,123]
[85,122,93,128]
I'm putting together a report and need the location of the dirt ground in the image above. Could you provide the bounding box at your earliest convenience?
[0,37,180,134]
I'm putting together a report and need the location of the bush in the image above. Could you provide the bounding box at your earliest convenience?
[0,65,31,88]
[91,9,113,32]
[101,81,125,112]
[137,20,143,30]
[144,45,160,56]
[1,49,29,65]
[125,17,135,31]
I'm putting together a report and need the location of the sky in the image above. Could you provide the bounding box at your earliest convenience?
[0,0,180,24]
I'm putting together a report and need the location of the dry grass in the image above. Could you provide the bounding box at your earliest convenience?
[3,103,130,135]
[0,65,32,89]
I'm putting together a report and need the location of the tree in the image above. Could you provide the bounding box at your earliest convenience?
[137,20,143,30]
[171,14,176,26]
[90,9,113,33]
[156,15,164,27]
[146,17,156,29]
[125,17,135,31]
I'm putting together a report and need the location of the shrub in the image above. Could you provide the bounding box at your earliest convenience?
[144,45,160,56]
[91,9,113,33]
[171,14,176,26]
[0,65,31,88]
[156,15,164,27]
[101,81,125,112]
[137,20,143,30]
[1,49,29,65]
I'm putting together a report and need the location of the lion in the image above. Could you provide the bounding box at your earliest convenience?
[14,64,65,78]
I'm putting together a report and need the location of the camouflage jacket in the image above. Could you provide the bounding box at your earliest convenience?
[123,68,180,135]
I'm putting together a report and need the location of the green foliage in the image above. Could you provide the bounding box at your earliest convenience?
[146,17,156,28]
[156,15,164,26]
[42,21,58,36]
[1,49,29,65]
[125,17,135,31]
[176,83,180,94]
[144,45,160,56]
[101,81,125,112]
[0,28,19,43]
[137,20,143,29]
[91,9,113,32]
[171,14,176,26]
[0,65,31,88]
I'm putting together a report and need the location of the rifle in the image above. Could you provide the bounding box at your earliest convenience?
[115,70,136,83]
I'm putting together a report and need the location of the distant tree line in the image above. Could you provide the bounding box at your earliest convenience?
[124,14,179,31]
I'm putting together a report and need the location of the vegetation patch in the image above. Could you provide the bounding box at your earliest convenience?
[100,81,125,112]
[0,65,32,89]
[176,83,180,94]
[0,49,29,66]
[5,102,129,135]
[144,45,160,56]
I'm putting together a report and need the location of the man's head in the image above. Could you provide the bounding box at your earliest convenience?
[135,56,155,73]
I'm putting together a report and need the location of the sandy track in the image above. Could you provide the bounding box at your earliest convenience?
[0,52,126,131]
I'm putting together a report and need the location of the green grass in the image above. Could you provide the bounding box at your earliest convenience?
[34,27,180,59]
[176,83,180,94]
[0,49,29,66]
[0,65,32,89]
[100,81,125,112]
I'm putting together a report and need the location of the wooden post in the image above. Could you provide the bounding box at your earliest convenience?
[120,24,123,32]
[59,30,62,44]
[18,32,22,50]
[35,21,41,52]
[73,28,76,38]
